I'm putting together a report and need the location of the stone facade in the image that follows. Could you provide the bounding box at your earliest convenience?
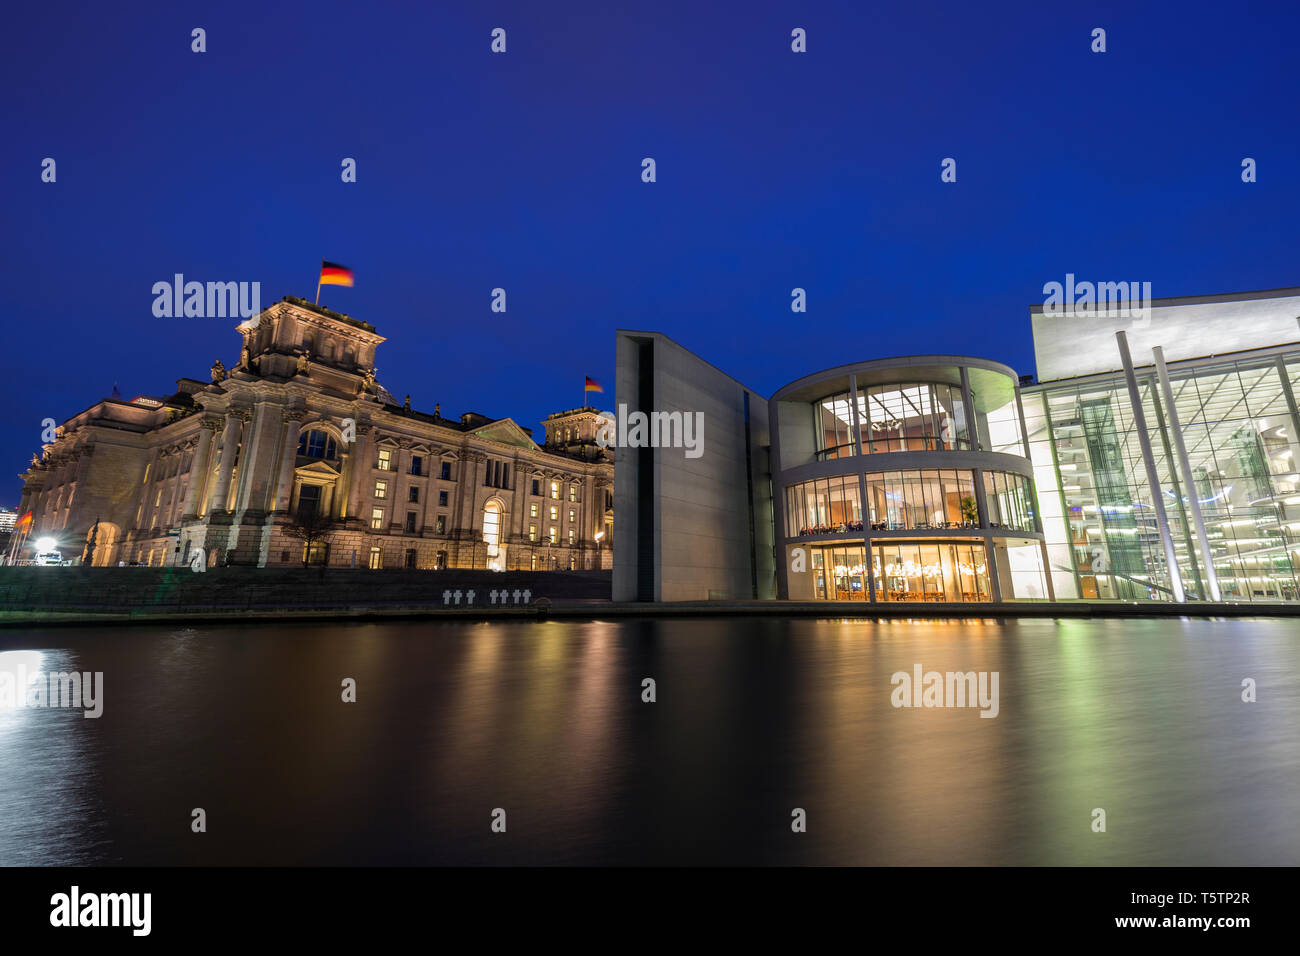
[12,297,614,571]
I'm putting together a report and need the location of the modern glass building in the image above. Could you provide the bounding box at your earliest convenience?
[771,357,1052,603]
[1024,287,1300,604]
[615,287,1300,605]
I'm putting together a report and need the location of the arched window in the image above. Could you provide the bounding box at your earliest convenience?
[483,500,501,551]
[297,429,338,459]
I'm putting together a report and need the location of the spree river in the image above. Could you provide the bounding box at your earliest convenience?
[1,616,1297,866]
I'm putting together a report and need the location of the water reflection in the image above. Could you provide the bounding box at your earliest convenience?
[0,617,1296,865]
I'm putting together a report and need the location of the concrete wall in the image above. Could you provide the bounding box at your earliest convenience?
[0,566,611,609]
[614,331,775,601]
[1032,287,1300,382]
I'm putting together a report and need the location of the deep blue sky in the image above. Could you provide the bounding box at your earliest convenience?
[3,0,1298,504]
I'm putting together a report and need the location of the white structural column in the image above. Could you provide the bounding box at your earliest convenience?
[272,410,305,513]
[208,411,247,514]
[1116,331,1185,602]
[1152,346,1221,601]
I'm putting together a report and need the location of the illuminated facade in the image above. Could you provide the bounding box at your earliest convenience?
[1024,287,1300,604]
[772,358,1051,602]
[13,297,614,570]
[618,285,1300,605]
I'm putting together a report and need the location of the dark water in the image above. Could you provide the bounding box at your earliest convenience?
[1,616,1297,866]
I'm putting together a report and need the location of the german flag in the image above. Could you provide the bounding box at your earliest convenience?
[319,260,354,287]
[15,511,33,533]
[584,376,603,393]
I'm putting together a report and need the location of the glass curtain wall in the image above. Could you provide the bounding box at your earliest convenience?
[786,469,1036,536]
[854,382,969,453]
[807,541,990,602]
[786,475,864,536]
[872,541,990,602]
[1034,351,1300,603]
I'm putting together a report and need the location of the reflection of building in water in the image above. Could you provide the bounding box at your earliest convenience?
[618,286,1300,604]
[13,296,613,570]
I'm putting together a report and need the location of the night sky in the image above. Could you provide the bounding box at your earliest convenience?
[3,0,1297,504]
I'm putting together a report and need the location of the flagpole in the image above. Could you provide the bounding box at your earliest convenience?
[315,259,322,305]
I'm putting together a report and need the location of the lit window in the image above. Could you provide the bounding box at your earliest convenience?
[548,526,557,543]
[483,501,502,550]
[435,516,446,534]
[368,547,382,569]
[569,485,577,502]
[371,508,384,530]
[378,449,392,471]
[550,481,559,500]
[568,529,575,545]
[529,524,537,542]
[375,480,387,499]
[568,508,575,523]
[549,506,558,520]
[530,503,538,518]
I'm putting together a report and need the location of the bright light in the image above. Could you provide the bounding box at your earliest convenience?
[34,537,56,552]
[594,531,605,541]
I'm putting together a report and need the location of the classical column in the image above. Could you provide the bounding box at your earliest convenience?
[136,446,161,528]
[232,404,269,513]
[346,424,372,522]
[183,418,221,518]
[208,410,248,515]
[164,445,185,525]
[272,410,305,513]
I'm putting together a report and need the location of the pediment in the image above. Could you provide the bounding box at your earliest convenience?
[296,459,342,478]
[472,418,538,450]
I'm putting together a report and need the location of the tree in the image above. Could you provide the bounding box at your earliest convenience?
[959,496,979,526]
[281,507,340,567]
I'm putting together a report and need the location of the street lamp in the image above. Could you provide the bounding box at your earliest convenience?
[594,529,605,570]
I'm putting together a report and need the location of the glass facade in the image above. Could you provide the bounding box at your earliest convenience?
[807,541,992,602]
[857,382,970,454]
[1025,350,1300,603]
[785,474,863,535]
[785,469,1036,536]
[777,357,1047,603]
[814,382,971,459]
